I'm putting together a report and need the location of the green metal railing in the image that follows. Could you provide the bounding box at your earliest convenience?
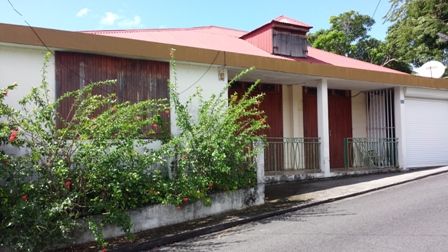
[265,137,320,172]
[344,138,399,169]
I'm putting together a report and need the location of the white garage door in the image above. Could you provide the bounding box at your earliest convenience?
[405,98,448,168]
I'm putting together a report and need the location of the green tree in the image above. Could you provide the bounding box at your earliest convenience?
[308,10,411,73]
[308,10,375,57]
[385,0,448,71]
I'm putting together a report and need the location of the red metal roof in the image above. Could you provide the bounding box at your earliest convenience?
[82,17,406,75]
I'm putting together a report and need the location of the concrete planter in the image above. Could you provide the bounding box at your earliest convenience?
[76,184,265,245]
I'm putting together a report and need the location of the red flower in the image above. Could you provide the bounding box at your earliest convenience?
[259,118,265,123]
[209,183,213,188]
[177,206,181,210]
[183,197,189,203]
[9,130,18,141]
[5,91,8,96]
[102,249,107,252]
[65,181,71,188]
[111,107,116,112]
[21,195,27,201]
[153,123,157,128]
[182,154,187,159]
[165,110,170,115]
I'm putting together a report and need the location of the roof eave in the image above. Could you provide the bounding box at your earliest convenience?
[0,23,447,89]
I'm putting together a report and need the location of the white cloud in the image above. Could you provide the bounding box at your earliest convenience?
[100,12,120,25]
[76,8,90,17]
[118,16,142,27]
[99,12,143,28]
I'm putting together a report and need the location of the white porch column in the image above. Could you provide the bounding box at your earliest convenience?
[317,79,330,176]
[394,87,407,170]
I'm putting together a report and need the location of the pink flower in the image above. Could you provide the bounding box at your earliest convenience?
[182,154,187,159]
[183,197,189,203]
[5,91,8,96]
[65,181,71,190]
[21,195,27,201]
[177,206,181,210]
[102,249,107,252]
[153,123,157,128]
[209,183,213,188]
[165,110,170,115]
[111,107,116,112]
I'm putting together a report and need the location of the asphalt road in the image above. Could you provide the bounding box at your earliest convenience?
[151,172,448,252]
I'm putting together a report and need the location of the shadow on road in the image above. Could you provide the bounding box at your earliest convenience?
[265,171,404,202]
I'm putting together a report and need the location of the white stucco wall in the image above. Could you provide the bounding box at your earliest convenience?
[169,62,227,136]
[351,91,367,138]
[0,44,55,157]
[282,85,304,138]
[0,44,56,109]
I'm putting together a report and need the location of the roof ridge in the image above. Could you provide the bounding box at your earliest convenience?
[81,25,247,35]
[273,15,313,28]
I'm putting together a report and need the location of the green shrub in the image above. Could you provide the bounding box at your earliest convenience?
[157,49,268,207]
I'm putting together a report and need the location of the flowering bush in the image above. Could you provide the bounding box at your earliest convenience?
[0,51,267,251]
[0,55,170,250]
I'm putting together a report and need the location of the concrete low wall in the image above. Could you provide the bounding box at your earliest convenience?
[264,167,400,184]
[76,184,265,244]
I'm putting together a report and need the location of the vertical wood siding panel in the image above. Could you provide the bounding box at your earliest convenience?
[55,52,170,135]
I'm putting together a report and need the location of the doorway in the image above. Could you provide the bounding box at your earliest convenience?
[303,87,352,168]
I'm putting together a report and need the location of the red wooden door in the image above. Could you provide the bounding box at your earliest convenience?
[328,90,352,168]
[229,83,283,138]
[303,88,319,169]
[229,82,283,171]
[303,87,352,168]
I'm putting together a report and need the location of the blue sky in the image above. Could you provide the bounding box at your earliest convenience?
[1,0,392,40]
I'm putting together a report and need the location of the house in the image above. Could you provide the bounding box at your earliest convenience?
[1,16,448,179]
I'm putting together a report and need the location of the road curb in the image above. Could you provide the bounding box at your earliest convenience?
[110,169,448,252]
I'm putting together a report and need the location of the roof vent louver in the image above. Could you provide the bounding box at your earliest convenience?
[240,16,312,58]
[273,30,308,58]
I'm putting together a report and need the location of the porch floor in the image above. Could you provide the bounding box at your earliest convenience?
[264,167,400,184]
